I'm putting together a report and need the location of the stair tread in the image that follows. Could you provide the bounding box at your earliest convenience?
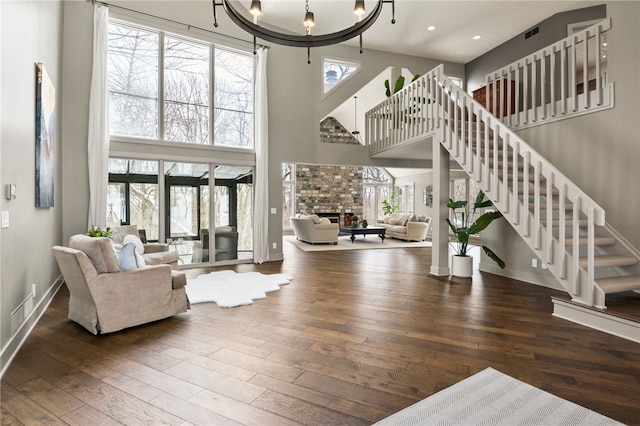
[566,237,616,246]
[529,202,574,209]
[579,255,638,268]
[597,276,640,294]
[541,219,589,226]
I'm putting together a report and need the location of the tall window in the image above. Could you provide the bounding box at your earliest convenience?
[362,167,393,224]
[282,163,295,229]
[451,178,481,229]
[214,49,254,147]
[107,25,159,138]
[107,20,254,148]
[396,184,415,214]
[164,37,210,144]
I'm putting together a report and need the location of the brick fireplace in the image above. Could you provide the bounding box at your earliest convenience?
[295,164,363,225]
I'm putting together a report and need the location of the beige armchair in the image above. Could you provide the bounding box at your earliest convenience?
[52,234,189,334]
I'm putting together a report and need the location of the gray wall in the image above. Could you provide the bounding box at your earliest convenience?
[0,0,64,371]
[478,2,640,279]
[465,4,606,92]
[396,171,434,219]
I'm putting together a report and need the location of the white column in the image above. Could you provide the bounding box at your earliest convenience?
[430,139,451,276]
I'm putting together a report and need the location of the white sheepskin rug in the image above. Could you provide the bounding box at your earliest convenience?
[186,270,293,308]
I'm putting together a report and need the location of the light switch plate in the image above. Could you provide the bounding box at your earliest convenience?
[1,211,9,228]
[270,208,277,214]
[5,184,16,200]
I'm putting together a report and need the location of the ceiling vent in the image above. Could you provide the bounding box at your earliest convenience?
[525,26,540,40]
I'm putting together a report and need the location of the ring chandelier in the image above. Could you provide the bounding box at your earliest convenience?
[212,0,396,63]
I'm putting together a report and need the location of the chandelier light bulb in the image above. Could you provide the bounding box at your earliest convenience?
[249,0,262,24]
[304,0,315,34]
[304,12,315,28]
[354,0,366,21]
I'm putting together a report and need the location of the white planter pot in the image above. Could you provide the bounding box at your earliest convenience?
[452,255,473,278]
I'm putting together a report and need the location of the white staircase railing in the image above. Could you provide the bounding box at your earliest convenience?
[366,64,618,308]
[484,18,613,130]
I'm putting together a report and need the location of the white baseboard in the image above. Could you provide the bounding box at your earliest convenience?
[552,298,640,343]
[430,265,451,276]
[479,262,564,291]
[0,276,64,379]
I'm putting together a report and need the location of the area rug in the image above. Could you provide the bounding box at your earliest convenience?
[284,235,432,252]
[185,270,292,308]
[374,367,622,425]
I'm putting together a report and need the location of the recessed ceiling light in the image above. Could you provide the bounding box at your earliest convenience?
[602,42,608,47]
[473,35,481,40]
[427,25,436,31]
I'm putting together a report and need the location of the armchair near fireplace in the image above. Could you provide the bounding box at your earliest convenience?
[291,214,339,245]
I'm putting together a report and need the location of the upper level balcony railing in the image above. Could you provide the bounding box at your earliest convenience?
[365,67,442,156]
[484,18,613,130]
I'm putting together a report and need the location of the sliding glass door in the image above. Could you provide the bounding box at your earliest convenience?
[109,158,253,266]
[214,165,253,261]
[164,162,210,265]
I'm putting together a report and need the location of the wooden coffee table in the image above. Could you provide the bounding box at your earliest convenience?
[339,226,386,243]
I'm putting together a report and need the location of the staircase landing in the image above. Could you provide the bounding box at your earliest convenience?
[552,292,640,343]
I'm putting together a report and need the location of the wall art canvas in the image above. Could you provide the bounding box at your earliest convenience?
[423,185,433,207]
[35,62,55,207]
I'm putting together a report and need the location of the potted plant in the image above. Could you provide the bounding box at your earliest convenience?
[87,226,112,238]
[384,74,420,98]
[384,74,428,126]
[351,214,359,227]
[381,190,399,216]
[446,191,505,277]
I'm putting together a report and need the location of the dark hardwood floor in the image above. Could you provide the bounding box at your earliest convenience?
[2,242,639,425]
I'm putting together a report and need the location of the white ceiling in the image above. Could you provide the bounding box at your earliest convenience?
[239,0,599,63]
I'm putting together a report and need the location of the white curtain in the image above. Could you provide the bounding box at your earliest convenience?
[253,47,269,263]
[87,4,110,228]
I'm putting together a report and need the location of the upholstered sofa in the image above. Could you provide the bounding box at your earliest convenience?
[291,214,339,244]
[377,213,431,241]
[52,234,189,334]
[111,225,179,269]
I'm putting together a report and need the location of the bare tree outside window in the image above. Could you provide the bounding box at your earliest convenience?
[108,22,254,148]
[363,166,392,184]
[237,182,253,251]
[214,48,254,148]
[108,23,159,138]
[164,36,209,144]
[323,59,360,94]
[107,159,160,241]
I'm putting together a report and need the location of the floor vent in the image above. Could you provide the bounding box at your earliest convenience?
[11,293,34,336]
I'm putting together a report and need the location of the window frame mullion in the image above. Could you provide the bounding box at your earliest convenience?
[158,31,165,141]
[210,44,215,146]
